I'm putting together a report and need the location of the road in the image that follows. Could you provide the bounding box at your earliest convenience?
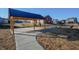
[15,32,44,50]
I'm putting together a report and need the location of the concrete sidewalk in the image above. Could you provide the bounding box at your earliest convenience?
[14,25,51,50]
[14,27,45,33]
[14,28,44,50]
[15,33,44,50]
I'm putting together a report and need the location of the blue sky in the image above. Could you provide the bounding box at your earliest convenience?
[0,8,79,21]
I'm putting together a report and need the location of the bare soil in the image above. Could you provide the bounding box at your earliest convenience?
[36,32,79,50]
[0,29,16,50]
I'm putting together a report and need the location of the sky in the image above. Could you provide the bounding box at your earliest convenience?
[0,8,79,21]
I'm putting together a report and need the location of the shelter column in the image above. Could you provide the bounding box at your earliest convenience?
[10,16,14,34]
[33,19,35,30]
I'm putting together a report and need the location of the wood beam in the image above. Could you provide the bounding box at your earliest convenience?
[13,17,38,20]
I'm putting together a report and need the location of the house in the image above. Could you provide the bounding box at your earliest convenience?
[65,17,78,24]
[0,17,8,24]
[63,17,79,27]
[53,19,59,24]
[59,17,78,25]
[44,15,53,24]
[0,17,3,24]
[59,20,65,24]
[58,17,79,29]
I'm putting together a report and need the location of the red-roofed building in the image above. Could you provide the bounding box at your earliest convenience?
[44,15,53,24]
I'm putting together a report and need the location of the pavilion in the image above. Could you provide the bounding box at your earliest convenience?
[9,8,45,34]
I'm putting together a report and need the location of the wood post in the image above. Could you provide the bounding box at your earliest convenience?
[44,20,46,29]
[34,20,35,30]
[39,20,41,27]
[10,16,14,34]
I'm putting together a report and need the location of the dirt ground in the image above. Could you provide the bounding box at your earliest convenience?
[36,32,79,50]
[0,29,16,50]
